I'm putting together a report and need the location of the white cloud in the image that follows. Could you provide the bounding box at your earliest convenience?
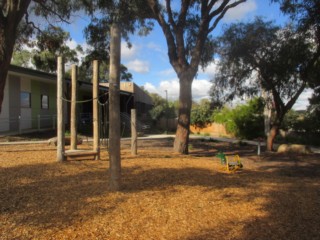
[121,42,139,60]
[158,68,175,77]
[66,39,79,49]
[293,89,312,110]
[143,78,212,101]
[223,0,257,22]
[199,61,218,79]
[147,42,163,52]
[127,59,150,73]
[192,79,213,100]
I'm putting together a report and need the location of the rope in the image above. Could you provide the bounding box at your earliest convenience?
[98,93,109,106]
[60,92,109,104]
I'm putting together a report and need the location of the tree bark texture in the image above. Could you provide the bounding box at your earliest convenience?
[0,0,31,112]
[173,74,193,154]
[108,23,121,191]
[267,124,279,151]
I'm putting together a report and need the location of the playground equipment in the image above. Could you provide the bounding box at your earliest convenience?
[57,57,100,161]
[216,152,243,172]
[56,57,138,161]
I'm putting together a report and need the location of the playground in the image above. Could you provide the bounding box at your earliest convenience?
[0,138,319,240]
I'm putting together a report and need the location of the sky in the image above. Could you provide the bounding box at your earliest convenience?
[64,0,312,110]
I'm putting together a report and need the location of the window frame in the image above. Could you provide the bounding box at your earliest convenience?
[41,94,49,109]
[20,91,31,108]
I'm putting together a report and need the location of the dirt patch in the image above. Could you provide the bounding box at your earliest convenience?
[0,139,319,240]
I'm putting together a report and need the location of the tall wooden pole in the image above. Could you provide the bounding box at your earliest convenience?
[57,56,65,162]
[109,23,121,191]
[131,108,137,155]
[93,60,100,160]
[70,65,78,150]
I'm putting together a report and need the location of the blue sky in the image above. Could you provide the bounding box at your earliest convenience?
[65,0,312,110]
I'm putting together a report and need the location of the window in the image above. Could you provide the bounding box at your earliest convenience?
[20,92,31,108]
[41,94,49,109]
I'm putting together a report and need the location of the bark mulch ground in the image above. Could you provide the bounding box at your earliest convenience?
[0,138,319,240]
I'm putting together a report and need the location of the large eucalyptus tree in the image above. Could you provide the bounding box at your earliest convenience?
[146,0,246,154]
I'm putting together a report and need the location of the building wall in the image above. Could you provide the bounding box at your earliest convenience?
[31,80,57,129]
[20,77,32,129]
[8,75,20,131]
[0,70,58,133]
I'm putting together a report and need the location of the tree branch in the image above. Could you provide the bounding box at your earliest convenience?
[32,0,71,24]
[209,0,246,32]
[24,11,41,33]
[147,0,179,69]
[166,0,176,30]
[285,80,306,112]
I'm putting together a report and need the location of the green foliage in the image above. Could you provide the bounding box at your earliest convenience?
[11,50,32,67]
[191,99,213,128]
[32,26,80,73]
[281,110,301,130]
[213,98,265,139]
[148,93,176,121]
[273,0,320,112]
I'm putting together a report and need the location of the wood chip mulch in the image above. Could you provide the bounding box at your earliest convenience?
[0,138,319,240]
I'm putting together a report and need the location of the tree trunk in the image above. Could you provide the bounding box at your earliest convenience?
[0,28,15,113]
[108,23,122,191]
[261,89,272,138]
[173,74,193,154]
[0,0,31,112]
[267,124,279,151]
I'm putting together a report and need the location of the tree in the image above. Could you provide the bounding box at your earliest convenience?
[32,26,80,73]
[0,0,78,112]
[11,49,32,67]
[84,0,153,191]
[191,99,213,129]
[146,0,246,154]
[210,18,317,150]
[148,92,176,128]
[272,0,320,119]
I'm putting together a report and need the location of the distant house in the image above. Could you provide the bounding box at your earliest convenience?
[100,82,153,120]
[0,65,153,134]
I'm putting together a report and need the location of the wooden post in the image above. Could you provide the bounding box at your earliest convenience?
[93,60,100,160]
[131,109,137,155]
[70,65,78,150]
[109,23,122,191]
[57,56,65,162]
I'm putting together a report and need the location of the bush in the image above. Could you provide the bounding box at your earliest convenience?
[213,98,264,139]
